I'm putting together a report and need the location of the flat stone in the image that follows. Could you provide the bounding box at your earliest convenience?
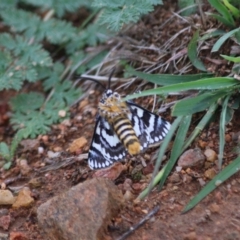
[12,187,34,208]
[0,214,11,230]
[0,232,8,240]
[178,148,205,169]
[37,178,124,240]
[0,190,15,205]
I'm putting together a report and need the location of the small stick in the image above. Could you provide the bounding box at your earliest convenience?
[116,205,160,240]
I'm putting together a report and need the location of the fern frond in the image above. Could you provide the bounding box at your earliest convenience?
[92,0,162,31]
[22,0,92,17]
[0,9,77,44]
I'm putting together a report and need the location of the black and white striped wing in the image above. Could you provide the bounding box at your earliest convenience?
[88,116,127,169]
[127,102,171,150]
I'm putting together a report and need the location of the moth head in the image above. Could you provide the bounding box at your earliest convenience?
[100,89,121,103]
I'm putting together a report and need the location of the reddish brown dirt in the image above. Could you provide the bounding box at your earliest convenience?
[1,1,240,240]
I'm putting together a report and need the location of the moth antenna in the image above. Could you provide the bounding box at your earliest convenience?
[78,77,106,90]
[107,68,116,90]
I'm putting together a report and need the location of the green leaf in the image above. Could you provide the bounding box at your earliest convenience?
[199,29,226,41]
[0,33,52,90]
[52,81,81,106]
[182,156,240,213]
[0,142,10,160]
[10,86,81,138]
[93,0,160,31]
[187,30,207,71]
[137,116,183,200]
[222,0,240,18]
[0,9,77,44]
[218,95,231,169]
[125,66,214,86]
[158,115,192,190]
[172,90,229,116]
[208,0,235,27]
[22,0,92,17]
[124,77,238,101]
[10,92,44,112]
[3,162,12,170]
[221,54,240,63]
[212,28,240,52]
[183,103,218,149]
[0,0,17,9]
[178,0,197,16]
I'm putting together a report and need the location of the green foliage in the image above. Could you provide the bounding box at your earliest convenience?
[188,30,207,72]
[0,0,110,167]
[22,0,92,17]
[134,71,240,207]
[208,0,240,28]
[0,8,78,44]
[0,33,52,90]
[10,87,80,138]
[0,129,26,169]
[178,0,197,16]
[92,0,163,31]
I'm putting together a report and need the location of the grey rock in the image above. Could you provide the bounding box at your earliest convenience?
[178,148,205,169]
[37,178,124,240]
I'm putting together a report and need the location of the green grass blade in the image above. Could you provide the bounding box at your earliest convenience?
[188,30,207,71]
[221,54,240,63]
[136,164,167,201]
[208,0,235,26]
[183,103,218,149]
[158,115,192,190]
[208,13,235,27]
[219,95,231,169]
[124,77,238,101]
[199,29,225,41]
[182,156,240,213]
[137,116,183,200]
[212,28,240,52]
[172,89,229,116]
[222,0,240,18]
[125,66,213,86]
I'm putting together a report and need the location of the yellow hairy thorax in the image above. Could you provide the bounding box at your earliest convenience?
[98,95,129,121]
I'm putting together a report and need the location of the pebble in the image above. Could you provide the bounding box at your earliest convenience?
[0,214,11,230]
[123,190,135,200]
[183,231,196,240]
[204,149,217,162]
[53,146,62,152]
[47,151,61,158]
[38,146,44,154]
[61,119,71,126]
[28,177,44,188]
[12,187,34,208]
[178,148,205,169]
[176,166,182,172]
[0,190,15,205]
[9,232,28,240]
[18,159,31,175]
[58,110,66,117]
[68,137,87,153]
[209,203,220,213]
[204,168,216,180]
[0,232,8,240]
[20,139,39,152]
[169,172,181,183]
[198,178,206,187]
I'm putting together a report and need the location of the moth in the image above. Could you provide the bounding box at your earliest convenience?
[82,71,171,170]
